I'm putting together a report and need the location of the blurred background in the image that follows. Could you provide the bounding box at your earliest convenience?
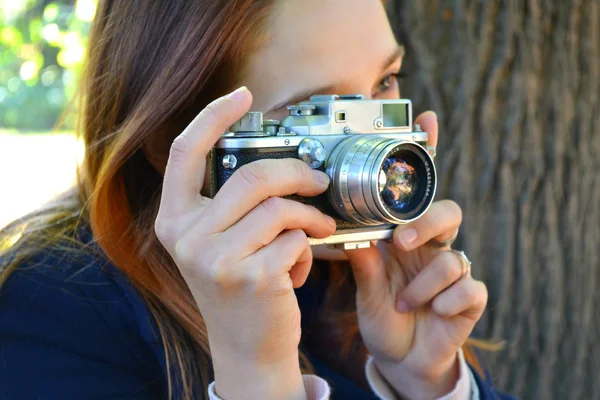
[2,1,600,399]
[0,0,90,228]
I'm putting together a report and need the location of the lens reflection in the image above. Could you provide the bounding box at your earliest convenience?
[378,156,418,213]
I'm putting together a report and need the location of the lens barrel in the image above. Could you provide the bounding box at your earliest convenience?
[325,135,436,225]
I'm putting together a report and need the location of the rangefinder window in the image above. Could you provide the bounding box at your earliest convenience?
[382,103,409,128]
[336,111,347,122]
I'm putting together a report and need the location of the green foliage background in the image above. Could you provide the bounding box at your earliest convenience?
[0,0,96,131]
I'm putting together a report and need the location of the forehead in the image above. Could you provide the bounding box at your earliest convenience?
[242,0,399,110]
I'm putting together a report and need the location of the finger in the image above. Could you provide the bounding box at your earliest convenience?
[414,110,438,148]
[199,158,330,233]
[224,197,336,257]
[345,244,388,307]
[160,86,252,218]
[289,242,313,289]
[432,278,488,320]
[393,200,462,252]
[251,229,313,289]
[395,251,464,312]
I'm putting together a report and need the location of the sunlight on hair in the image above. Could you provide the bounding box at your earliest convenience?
[468,337,507,352]
[0,224,24,253]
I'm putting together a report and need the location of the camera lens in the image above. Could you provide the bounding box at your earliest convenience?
[373,144,434,221]
[326,136,436,225]
[379,154,419,213]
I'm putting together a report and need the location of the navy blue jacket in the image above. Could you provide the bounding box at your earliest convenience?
[0,238,517,399]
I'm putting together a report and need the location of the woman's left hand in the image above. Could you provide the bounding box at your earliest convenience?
[345,112,488,400]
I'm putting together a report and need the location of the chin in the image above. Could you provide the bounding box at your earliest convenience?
[312,245,349,261]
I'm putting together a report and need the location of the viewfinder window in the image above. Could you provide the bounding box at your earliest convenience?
[336,111,346,122]
[382,104,409,127]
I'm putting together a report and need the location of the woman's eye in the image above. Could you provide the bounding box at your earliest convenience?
[374,72,404,95]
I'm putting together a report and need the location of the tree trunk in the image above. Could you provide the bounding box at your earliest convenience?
[389,1,600,398]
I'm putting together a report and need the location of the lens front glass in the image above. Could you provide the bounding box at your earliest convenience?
[378,155,419,213]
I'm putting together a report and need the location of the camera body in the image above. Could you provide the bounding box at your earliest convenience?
[208,94,437,250]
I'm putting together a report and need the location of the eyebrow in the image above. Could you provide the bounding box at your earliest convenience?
[267,45,405,112]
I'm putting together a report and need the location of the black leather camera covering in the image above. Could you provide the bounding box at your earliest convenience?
[214,147,362,230]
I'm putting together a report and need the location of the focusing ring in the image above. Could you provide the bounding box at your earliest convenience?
[325,135,436,224]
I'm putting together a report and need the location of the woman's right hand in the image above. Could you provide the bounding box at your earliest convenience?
[154,87,336,400]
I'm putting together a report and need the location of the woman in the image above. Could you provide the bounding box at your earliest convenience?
[0,1,515,399]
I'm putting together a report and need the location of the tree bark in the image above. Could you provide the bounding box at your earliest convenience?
[389,1,600,398]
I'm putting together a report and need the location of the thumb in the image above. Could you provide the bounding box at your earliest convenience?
[414,110,438,148]
[345,244,387,304]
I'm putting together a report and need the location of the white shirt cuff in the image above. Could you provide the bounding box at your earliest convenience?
[365,348,478,400]
[206,349,481,400]
[207,374,331,400]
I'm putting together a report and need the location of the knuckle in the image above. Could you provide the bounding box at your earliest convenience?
[295,232,310,250]
[280,230,309,265]
[438,254,461,282]
[289,158,310,179]
[260,197,286,217]
[401,289,418,305]
[208,254,264,291]
[476,281,489,305]
[243,267,266,290]
[288,228,308,244]
[169,135,191,163]
[433,297,450,316]
[459,282,480,305]
[174,238,195,266]
[198,102,220,127]
[205,254,233,286]
[237,162,266,187]
[445,252,465,277]
[421,207,443,233]
[442,199,463,223]
[154,216,173,245]
[424,200,463,232]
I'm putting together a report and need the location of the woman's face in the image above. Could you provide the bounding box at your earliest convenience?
[242,0,402,118]
[238,0,402,261]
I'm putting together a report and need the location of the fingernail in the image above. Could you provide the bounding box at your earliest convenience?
[314,170,330,186]
[396,298,412,313]
[227,86,249,101]
[398,228,418,248]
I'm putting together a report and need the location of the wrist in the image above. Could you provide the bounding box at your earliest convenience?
[212,349,306,400]
[373,353,460,400]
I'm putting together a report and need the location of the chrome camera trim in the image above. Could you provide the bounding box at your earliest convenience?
[212,94,436,250]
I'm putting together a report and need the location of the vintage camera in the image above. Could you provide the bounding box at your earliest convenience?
[209,94,437,250]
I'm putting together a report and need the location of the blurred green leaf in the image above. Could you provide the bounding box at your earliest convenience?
[29,18,44,43]
[44,4,60,22]
[0,0,96,131]
[1,27,23,46]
